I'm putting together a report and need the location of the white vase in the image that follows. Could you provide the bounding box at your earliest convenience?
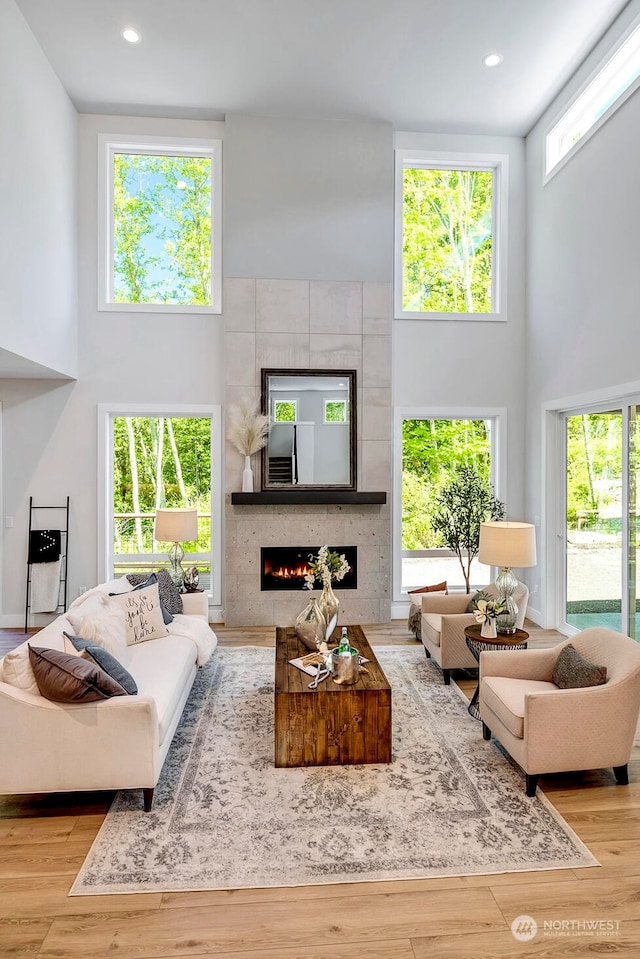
[242,455,254,492]
[480,619,497,639]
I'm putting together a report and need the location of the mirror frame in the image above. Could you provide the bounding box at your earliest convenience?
[261,368,357,491]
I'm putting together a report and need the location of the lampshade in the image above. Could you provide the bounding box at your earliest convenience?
[154,508,198,543]
[478,521,537,568]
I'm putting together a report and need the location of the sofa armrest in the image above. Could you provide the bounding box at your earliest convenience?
[0,681,161,794]
[524,678,640,771]
[181,591,208,619]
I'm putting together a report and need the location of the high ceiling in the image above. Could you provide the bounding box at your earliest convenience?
[15,0,631,136]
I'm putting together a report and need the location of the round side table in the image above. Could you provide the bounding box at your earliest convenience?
[464,623,529,721]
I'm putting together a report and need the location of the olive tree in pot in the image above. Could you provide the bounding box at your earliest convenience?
[431,465,505,593]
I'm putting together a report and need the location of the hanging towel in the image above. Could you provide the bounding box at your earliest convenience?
[28,529,61,564]
[30,559,62,612]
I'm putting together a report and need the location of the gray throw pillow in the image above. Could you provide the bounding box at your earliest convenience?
[127,569,183,615]
[63,632,138,695]
[552,643,608,689]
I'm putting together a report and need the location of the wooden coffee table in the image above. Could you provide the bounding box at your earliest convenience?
[274,624,392,767]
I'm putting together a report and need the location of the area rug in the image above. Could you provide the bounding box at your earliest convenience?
[70,645,598,895]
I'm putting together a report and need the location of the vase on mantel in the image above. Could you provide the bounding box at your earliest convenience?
[242,455,254,492]
[480,618,497,639]
[294,597,326,651]
[319,581,339,644]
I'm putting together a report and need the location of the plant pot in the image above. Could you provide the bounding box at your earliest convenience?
[480,619,497,639]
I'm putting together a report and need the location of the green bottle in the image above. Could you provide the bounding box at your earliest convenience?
[337,626,350,653]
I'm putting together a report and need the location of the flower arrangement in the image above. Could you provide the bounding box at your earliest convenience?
[227,397,270,456]
[470,591,505,625]
[304,545,350,590]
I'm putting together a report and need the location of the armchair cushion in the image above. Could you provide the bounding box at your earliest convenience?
[552,643,607,689]
[482,677,557,738]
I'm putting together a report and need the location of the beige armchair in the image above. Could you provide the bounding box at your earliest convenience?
[420,582,529,685]
[479,627,640,796]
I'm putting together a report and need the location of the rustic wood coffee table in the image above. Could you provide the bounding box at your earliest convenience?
[274,624,392,767]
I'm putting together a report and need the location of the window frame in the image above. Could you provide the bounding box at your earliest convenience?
[392,406,507,605]
[97,403,222,610]
[394,149,508,323]
[98,134,222,314]
[544,13,640,183]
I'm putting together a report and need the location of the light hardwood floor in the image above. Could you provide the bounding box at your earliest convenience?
[2,621,640,958]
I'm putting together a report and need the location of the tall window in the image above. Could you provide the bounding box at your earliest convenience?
[99,135,222,313]
[394,151,507,321]
[98,407,221,605]
[546,17,640,179]
[397,413,501,593]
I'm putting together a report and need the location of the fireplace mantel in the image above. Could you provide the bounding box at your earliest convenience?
[230,490,386,505]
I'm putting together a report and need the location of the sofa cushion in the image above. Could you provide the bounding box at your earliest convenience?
[67,600,131,666]
[1,642,41,696]
[482,677,558,738]
[28,645,128,703]
[63,632,138,695]
[128,635,196,745]
[127,569,183,615]
[130,573,174,624]
[108,584,169,646]
[552,643,608,689]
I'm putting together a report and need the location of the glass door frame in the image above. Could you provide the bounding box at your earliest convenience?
[554,396,640,637]
[558,398,637,636]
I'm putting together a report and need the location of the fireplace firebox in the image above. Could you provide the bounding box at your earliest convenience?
[261,546,357,591]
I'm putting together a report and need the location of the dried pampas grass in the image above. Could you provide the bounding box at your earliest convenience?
[227,397,270,456]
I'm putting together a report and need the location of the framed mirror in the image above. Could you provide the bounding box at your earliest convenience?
[261,369,357,490]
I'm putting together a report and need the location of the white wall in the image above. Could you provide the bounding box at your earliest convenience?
[525,0,640,624]
[0,0,77,377]
[0,114,225,622]
[393,132,528,520]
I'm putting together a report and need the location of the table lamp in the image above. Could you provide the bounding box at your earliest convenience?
[154,508,198,589]
[478,521,537,634]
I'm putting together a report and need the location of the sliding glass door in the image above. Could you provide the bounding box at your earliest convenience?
[565,411,622,631]
[563,403,640,638]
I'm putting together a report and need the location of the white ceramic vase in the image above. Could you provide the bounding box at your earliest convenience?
[480,618,497,639]
[242,455,254,492]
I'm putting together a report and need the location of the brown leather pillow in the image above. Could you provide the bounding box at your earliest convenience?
[408,581,447,596]
[28,645,128,702]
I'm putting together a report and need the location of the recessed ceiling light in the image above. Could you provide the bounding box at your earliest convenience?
[122,27,141,44]
[482,53,503,67]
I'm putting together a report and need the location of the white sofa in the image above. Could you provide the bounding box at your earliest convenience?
[0,578,217,811]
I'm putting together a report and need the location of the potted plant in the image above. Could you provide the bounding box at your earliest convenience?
[431,465,505,593]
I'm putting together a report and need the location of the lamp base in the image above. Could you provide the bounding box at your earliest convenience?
[495,566,518,634]
[167,542,185,590]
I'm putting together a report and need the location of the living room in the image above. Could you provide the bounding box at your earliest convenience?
[2,0,640,955]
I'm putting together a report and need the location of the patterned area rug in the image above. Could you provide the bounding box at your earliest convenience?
[70,645,598,895]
